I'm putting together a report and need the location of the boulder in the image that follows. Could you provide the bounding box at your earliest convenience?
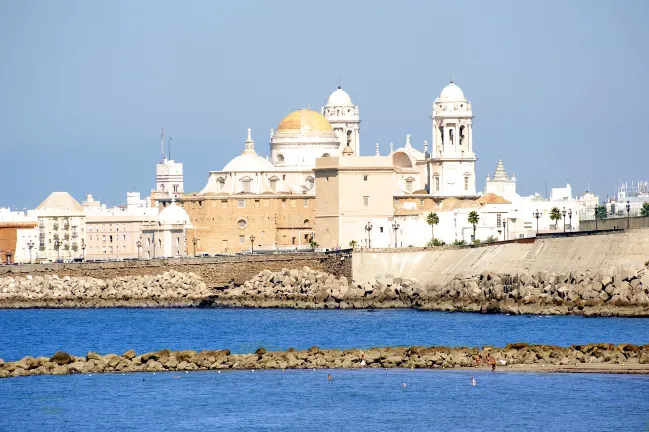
[50,351,74,366]
[122,349,137,360]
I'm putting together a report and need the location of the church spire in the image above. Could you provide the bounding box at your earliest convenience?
[375,142,380,156]
[493,160,509,181]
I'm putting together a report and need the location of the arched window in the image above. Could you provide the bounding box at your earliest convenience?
[459,126,465,146]
[307,177,315,190]
[303,219,309,227]
[346,130,353,146]
[434,176,440,192]
[217,178,225,192]
[173,184,179,193]
[464,176,469,191]
[322,153,330,158]
[269,177,278,192]
[276,154,284,164]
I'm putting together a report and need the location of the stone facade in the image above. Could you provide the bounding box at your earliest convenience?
[0,252,351,287]
[177,195,317,254]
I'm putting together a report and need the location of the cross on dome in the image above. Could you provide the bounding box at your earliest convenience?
[405,134,412,148]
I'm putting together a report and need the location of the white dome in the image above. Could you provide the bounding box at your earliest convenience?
[326,87,353,107]
[223,153,274,172]
[158,201,190,225]
[438,81,466,102]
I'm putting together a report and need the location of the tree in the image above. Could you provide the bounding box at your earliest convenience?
[349,240,357,249]
[641,202,649,218]
[426,212,439,242]
[467,211,480,243]
[549,207,562,229]
[595,205,607,220]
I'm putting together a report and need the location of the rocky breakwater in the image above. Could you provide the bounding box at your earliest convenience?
[2,343,649,379]
[0,270,212,308]
[210,266,649,316]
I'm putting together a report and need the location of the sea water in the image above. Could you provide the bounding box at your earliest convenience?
[1,308,649,360]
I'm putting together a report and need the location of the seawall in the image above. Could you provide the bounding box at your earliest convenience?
[2,344,649,379]
[352,229,649,285]
[0,252,351,287]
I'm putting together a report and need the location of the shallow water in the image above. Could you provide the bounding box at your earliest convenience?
[1,308,649,360]
[2,369,648,431]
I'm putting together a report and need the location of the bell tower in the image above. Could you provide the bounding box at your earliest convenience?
[322,86,361,155]
[429,80,477,196]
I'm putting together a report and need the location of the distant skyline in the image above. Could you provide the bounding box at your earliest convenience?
[1,0,648,208]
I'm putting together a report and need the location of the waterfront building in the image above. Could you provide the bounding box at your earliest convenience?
[34,192,86,262]
[141,199,192,258]
[83,192,158,260]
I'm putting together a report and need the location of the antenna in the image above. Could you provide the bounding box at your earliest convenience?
[161,128,165,163]
[338,77,341,89]
[168,137,172,161]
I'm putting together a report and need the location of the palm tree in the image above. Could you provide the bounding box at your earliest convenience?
[349,240,357,249]
[467,211,480,243]
[595,205,607,220]
[549,207,562,230]
[426,212,439,241]
[641,202,649,217]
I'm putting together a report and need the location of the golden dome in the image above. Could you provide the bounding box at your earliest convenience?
[276,109,333,134]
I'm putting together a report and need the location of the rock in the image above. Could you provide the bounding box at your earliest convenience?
[50,351,73,366]
[86,352,102,361]
[122,349,136,360]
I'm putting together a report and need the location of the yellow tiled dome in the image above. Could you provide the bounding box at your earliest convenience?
[276,109,333,134]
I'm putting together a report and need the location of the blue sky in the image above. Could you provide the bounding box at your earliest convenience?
[1,0,647,208]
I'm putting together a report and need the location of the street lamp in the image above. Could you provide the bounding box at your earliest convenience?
[250,235,255,254]
[27,240,34,264]
[532,210,541,235]
[136,239,142,259]
[192,237,199,257]
[81,239,86,261]
[54,239,61,262]
[392,221,400,248]
[562,207,567,233]
[568,209,573,232]
[594,206,598,231]
[626,200,631,229]
[502,221,507,241]
[365,222,373,248]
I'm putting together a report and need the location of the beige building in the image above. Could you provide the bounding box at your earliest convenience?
[314,154,395,249]
[83,193,159,260]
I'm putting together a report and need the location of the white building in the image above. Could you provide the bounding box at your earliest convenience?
[141,199,192,258]
[34,192,86,262]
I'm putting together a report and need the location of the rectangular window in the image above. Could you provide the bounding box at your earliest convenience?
[282,199,286,208]
[304,199,309,208]
[464,176,469,191]
[270,179,277,192]
[363,175,368,181]
[363,196,369,208]
[435,177,440,192]
[242,180,251,193]
[255,200,260,207]
[497,214,502,228]
[380,227,384,233]
[239,235,244,244]
[221,200,228,208]
[238,199,245,208]
[406,181,413,193]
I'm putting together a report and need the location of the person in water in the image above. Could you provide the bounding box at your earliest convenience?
[490,357,497,372]
[471,377,477,386]
[327,374,333,381]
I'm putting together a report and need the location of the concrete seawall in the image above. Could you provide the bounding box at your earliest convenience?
[352,229,649,285]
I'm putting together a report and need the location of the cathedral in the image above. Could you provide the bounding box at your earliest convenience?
[169,81,493,253]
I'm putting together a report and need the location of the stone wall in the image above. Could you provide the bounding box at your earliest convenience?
[580,217,649,231]
[0,252,352,287]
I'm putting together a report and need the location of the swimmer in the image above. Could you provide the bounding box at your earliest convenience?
[471,377,477,386]
[360,359,366,368]
[402,383,407,388]
[327,374,333,381]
